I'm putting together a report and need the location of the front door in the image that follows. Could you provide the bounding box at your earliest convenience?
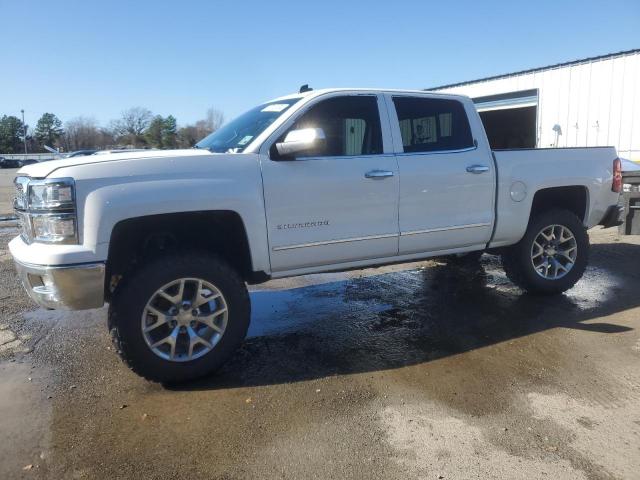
[387,94,495,254]
[261,94,399,273]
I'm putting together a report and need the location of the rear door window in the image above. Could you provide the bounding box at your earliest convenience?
[392,97,473,153]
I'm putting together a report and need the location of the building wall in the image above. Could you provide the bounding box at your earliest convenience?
[433,51,640,161]
[1,153,58,161]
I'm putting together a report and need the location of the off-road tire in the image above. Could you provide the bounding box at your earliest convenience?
[501,209,589,295]
[108,252,250,383]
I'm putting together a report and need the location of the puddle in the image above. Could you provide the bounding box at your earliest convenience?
[248,258,623,344]
[248,282,392,338]
[485,261,622,311]
[216,251,635,388]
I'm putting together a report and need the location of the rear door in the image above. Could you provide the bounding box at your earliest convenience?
[386,94,495,254]
[260,93,400,273]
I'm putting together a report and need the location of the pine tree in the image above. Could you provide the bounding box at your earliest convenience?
[145,116,165,148]
[34,113,63,150]
[162,115,178,149]
[0,115,26,153]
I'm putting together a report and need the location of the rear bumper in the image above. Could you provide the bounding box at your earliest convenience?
[599,204,625,228]
[14,259,105,310]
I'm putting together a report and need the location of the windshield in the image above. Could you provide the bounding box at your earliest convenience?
[195,98,302,153]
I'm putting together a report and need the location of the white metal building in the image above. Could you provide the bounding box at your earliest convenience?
[430,49,640,161]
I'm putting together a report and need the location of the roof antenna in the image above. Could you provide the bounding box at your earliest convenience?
[299,84,313,93]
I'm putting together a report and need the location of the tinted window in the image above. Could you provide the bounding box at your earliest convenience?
[393,97,473,153]
[277,96,382,158]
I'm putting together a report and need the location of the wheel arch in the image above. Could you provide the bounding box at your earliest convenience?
[489,184,591,249]
[529,185,589,225]
[105,210,265,302]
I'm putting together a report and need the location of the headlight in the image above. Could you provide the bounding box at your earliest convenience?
[28,179,75,210]
[14,177,78,245]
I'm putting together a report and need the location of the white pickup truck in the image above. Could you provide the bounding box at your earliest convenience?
[10,88,624,382]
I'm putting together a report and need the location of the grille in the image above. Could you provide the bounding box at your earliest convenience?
[16,211,33,243]
[14,176,29,211]
[14,177,31,243]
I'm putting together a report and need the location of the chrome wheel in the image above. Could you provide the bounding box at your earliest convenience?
[531,224,577,280]
[141,278,228,362]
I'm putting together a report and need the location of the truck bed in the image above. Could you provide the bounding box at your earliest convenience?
[490,146,619,248]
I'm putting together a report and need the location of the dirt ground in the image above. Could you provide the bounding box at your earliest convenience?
[0,225,639,480]
[0,168,18,215]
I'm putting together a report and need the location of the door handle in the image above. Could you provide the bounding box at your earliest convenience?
[365,170,394,179]
[466,165,490,174]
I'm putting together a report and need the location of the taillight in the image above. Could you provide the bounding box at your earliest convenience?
[612,157,622,193]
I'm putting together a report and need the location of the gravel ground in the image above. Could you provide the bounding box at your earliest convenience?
[0,168,18,216]
[0,226,639,479]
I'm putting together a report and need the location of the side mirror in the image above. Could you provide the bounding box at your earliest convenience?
[275,128,326,157]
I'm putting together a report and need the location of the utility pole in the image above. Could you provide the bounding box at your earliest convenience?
[21,109,27,154]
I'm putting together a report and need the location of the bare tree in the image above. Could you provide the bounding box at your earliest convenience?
[62,117,115,151]
[204,108,224,133]
[111,107,153,146]
[177,107,225,148]
[176,125,199,148]
[57,106,224,151]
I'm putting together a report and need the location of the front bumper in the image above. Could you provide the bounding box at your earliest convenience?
[14,259,105,310]
[599,204,625,228]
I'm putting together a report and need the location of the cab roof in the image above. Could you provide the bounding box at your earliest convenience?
[270,87,469,103]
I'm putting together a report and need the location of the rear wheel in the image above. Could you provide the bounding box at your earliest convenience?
[501,209,589,294]
[109,252,250,383]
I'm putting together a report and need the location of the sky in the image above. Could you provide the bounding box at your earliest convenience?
[1,0,638,129]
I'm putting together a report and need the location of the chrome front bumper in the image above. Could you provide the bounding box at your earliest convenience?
[14,260,105,310]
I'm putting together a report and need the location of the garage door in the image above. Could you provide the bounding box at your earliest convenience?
[473,89,539,149]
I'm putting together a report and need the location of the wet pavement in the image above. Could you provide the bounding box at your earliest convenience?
[1,227,639,479]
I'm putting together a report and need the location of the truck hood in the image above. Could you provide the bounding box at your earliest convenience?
[18,149,213,178]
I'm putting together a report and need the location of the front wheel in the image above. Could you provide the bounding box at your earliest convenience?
[501,209,589,295]
[109,252,250,383]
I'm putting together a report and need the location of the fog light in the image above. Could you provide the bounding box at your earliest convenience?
[42,273,55,289]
